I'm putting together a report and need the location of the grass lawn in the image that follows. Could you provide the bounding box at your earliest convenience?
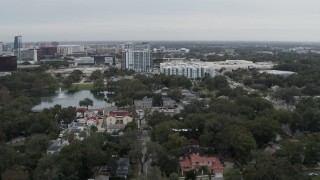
[312,177,320,180]
[64,83,93,91]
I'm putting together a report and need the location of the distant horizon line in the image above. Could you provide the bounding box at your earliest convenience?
[1,39,320,44]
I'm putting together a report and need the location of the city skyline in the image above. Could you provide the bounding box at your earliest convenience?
[1,0,320,42]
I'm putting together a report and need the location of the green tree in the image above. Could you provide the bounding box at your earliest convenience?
[219,125,257,162]
[93,78,105,91]
[90,70,103,80]
[168,89,182,101]
[243,156,306,180]
[147,166,163,180]
[25,134,49,154]
[185,170,196,180]
[274,87,301,104]
[169,172,179,180]
[164,133,187,156]
[146,111,175,128]
[224,168,242,180]
[153,121,182,144]
[79,98,94,109]
[246,117,280,145]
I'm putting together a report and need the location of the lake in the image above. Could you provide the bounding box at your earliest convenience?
[32,89,114,111]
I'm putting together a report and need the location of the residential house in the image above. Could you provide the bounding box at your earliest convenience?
[106,111,133,133]
[181,89,196,103]
[106,111,132,126]
[153,87,170,96]
[134,96,153,108]
[162,97,176,108]
[68,122,87,140]
[116,158,130,179]
[180,153,224,174]
[47,140,69,154]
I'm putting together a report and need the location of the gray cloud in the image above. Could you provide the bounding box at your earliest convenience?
[0,0,319,42]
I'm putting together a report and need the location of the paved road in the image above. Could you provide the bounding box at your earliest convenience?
[7,136,25,145]
[141,130,151,175]
[226,76,256,93]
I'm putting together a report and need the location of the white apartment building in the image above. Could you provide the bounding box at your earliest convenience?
[14,48,37,62]
[122,50,152,72]
[160,61,215,79]
[160,60,274,79]
[121,42,153,72]
[153,47,190,54]
[57,45,84,56]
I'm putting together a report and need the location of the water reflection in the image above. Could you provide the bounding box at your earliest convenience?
[32,90,114,111]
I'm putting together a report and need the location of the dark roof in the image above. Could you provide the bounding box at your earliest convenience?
[116,158,130,176]
[47,145,64,151]
[181,146,204,158]
[47,140,66,152]
[117,158,130,166]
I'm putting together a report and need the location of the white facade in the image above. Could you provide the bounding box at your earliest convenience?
[160,60,274,79]
[57,45,84,56]
[106,111,133,133]
[122,50,152,72]
[153,47,190,54]
[106,115,132,126]
[160,61,215,79]
[14,48,37,62]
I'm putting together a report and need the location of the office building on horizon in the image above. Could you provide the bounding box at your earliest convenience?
[14,36,22,49]
[57,45,85,56]
[0,42,3,54]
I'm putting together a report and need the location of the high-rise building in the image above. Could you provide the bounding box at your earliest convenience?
[121,42,152,72]
[122,42,151,51]
[122,50,152,72]
[40,46,57,57]
[0,42,3,54]
[0,55,17,72]
[14,49,37,62]
[14,36,22,49]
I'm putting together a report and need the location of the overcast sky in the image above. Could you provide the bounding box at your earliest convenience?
[1,0,319,42]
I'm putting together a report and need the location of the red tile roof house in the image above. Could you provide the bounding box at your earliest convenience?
[180,153,224,175]
[106,111,133,133]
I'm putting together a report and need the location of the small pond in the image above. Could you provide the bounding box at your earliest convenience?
[32,89,113,111]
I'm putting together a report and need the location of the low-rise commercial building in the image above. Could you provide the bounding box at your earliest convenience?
[40,46,57,58]
[94,55,116,65]
[57,45,84,56]
[75,57,94,66]
[162,97,176,108]
[160,60,274,79]
[153,46,190,54]
[134,96,153,108]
